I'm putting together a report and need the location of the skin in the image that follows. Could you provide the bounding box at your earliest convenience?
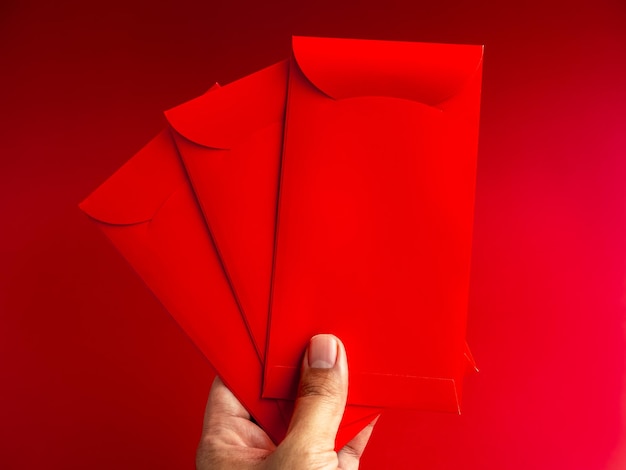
[196,334,378,470]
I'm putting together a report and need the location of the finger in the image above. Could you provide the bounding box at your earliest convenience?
[286,334,348,449]
[337,415,379,470]
[202,376,250,434]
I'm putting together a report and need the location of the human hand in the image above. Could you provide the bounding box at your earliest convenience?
[196,334,378,469]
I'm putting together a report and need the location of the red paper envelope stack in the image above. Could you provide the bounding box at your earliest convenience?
[79,36,483,446]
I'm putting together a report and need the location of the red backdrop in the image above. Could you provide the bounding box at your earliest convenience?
[1,1,625,468]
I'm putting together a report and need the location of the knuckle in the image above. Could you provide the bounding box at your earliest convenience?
[342,442,362,461]
[298,372,341,400]
[279,438,338,468]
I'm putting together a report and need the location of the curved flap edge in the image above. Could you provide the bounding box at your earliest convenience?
[79,129,185,225]
[164,60,289,149]
[292,36,483,107]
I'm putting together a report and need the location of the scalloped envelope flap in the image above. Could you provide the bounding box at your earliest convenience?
[292,36,483,107]
[164,61,288,150]
[79,130,185,225]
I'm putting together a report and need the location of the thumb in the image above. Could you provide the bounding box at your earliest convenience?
[285,334,348,450]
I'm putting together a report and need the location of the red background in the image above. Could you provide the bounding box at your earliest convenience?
[1,0,625,468]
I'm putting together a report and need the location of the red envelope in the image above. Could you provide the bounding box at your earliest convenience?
[265,37,483,411]
[165,62,287,361]
[79,129,288,442]
[165,62,381,442]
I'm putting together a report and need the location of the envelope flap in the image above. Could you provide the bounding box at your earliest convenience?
[79,130,184,225]
[292,36,483,106]
[164,61,288,149]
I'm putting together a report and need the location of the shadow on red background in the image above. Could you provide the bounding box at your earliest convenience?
[1,1,625,468]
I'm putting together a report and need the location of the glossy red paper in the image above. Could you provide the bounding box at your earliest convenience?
[266,37,483,410]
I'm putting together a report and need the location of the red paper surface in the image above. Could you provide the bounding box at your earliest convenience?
[166,60,382,433]
[266,37,483,410]
[79,130,288,442]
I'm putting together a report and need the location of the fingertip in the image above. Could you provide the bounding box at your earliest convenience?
[306,334,338,369]
[304,334,348,374]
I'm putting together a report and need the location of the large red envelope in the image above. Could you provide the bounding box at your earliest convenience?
[265,37,483,411]
[78,129,288,442]
[165,62,381,440]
